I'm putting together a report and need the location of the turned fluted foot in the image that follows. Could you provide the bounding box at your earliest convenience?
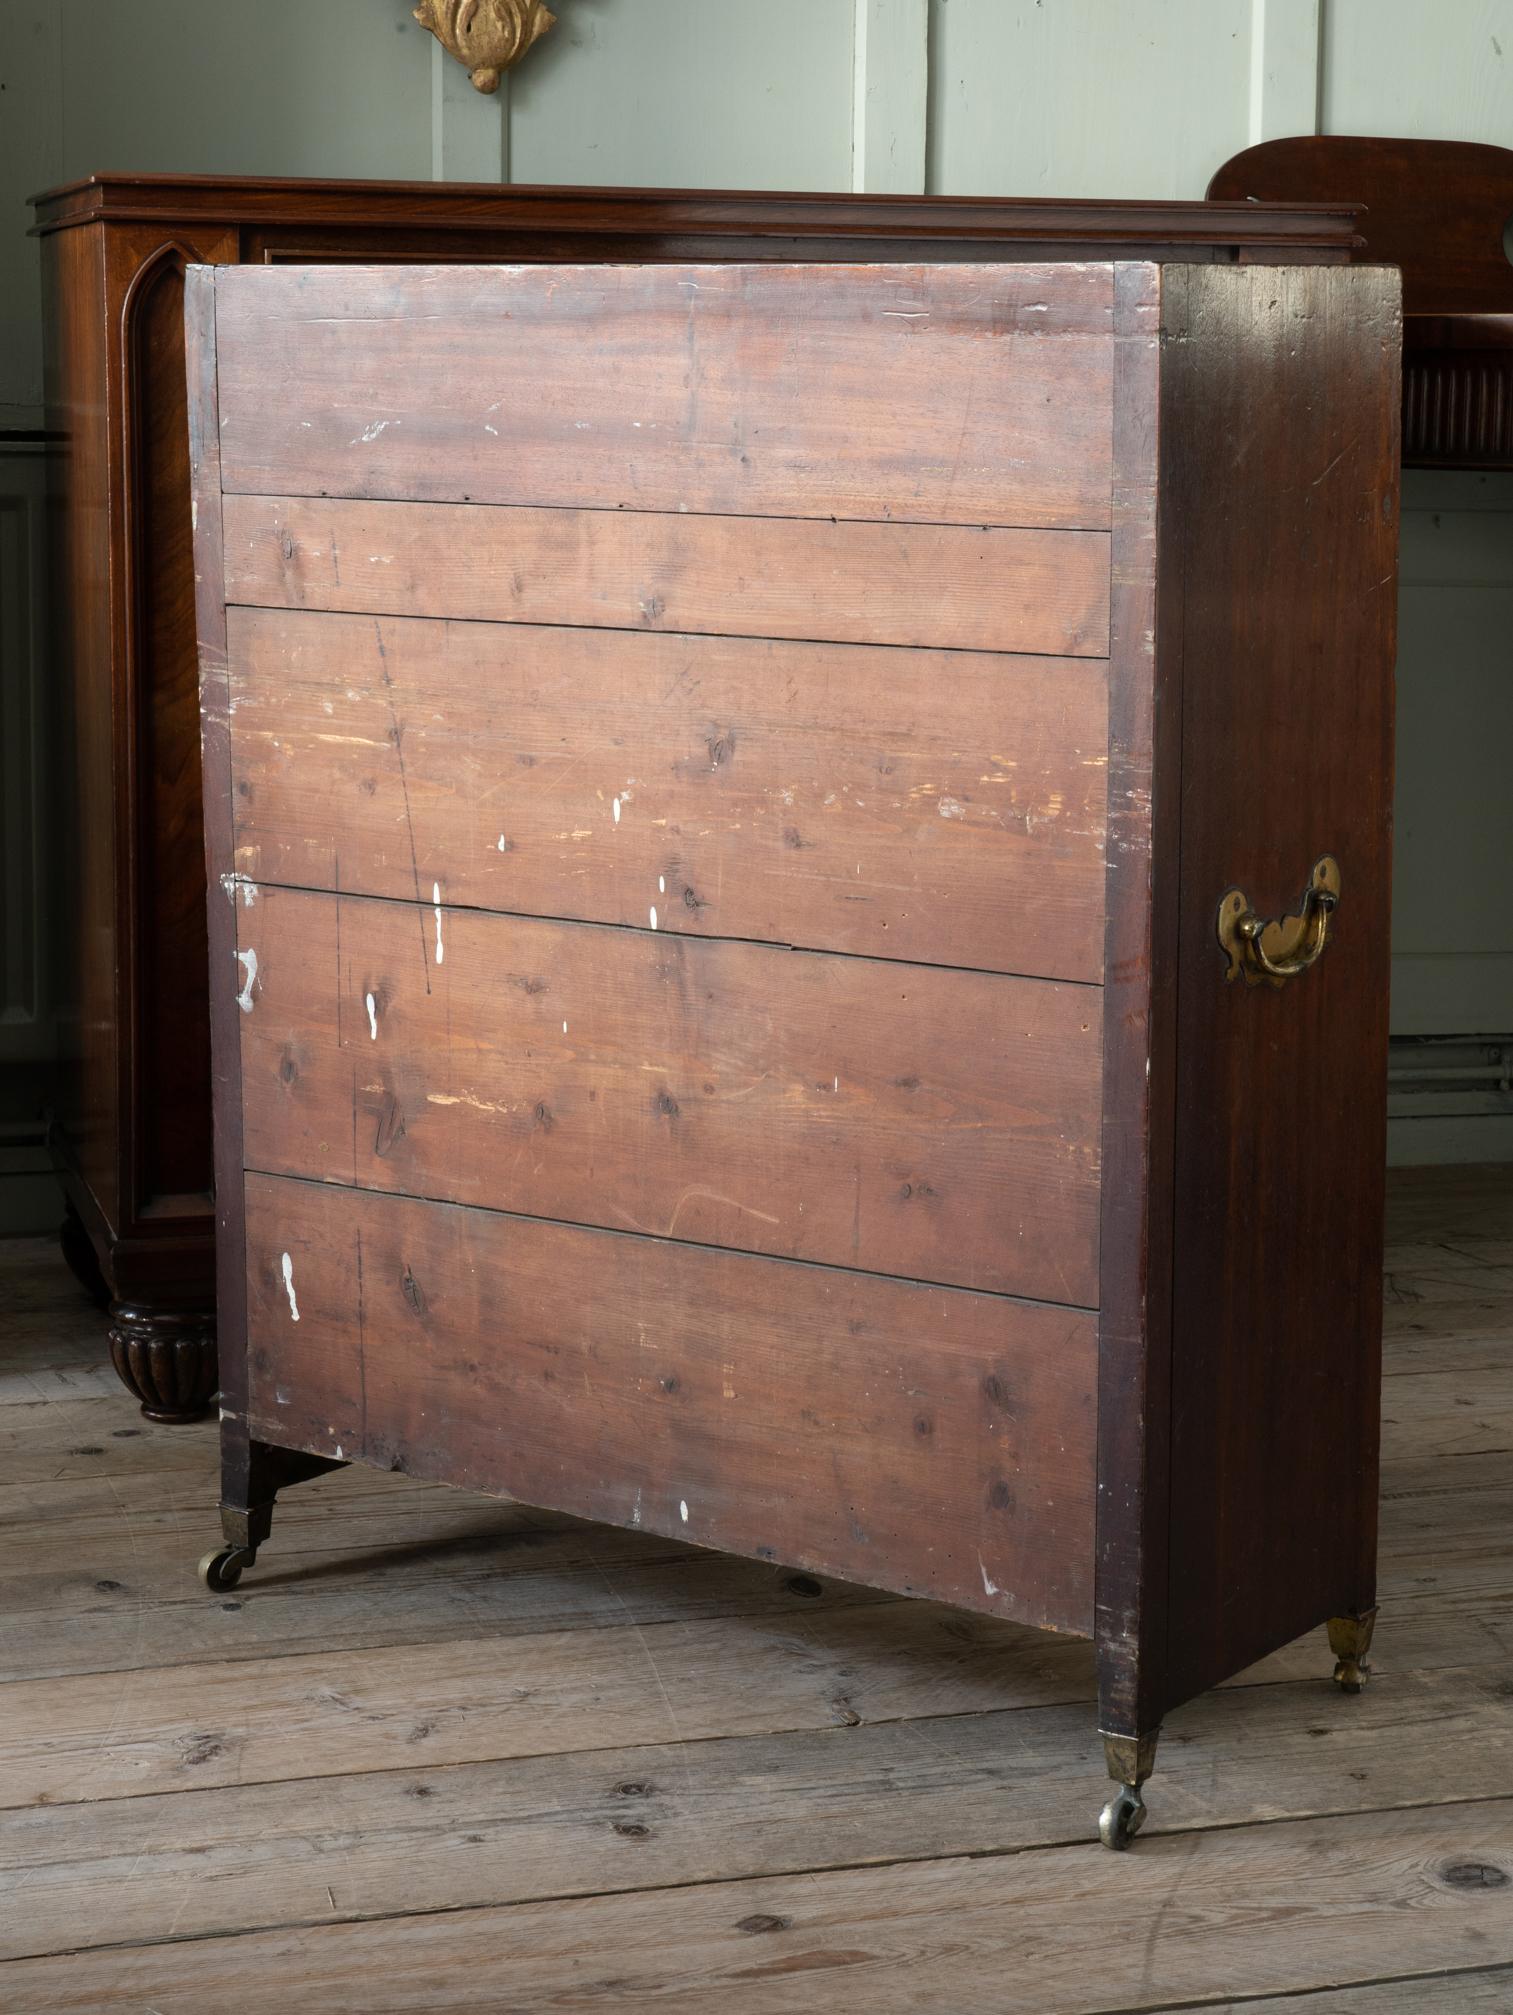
[108,1303,218,1423]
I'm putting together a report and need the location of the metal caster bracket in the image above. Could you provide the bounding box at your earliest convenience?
[1328,1609,1378,1693]
[1098,1728,1160,1851]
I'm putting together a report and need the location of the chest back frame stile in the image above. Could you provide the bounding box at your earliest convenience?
[186,255,1400,1847]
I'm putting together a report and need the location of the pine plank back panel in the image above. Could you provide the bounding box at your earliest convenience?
[203,261,1115,1640]
[191,255,1401,1831]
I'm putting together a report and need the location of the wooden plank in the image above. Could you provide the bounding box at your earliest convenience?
[1149,1974,1513,2015]
[5,1800,1510,2011]
[0,1398,217,1488]
[0,1597,1095,1811]
[221,495,1113,658]
[3,1425,1506,1687]
[0,1478,891,1686]
[1381,1368,1513,1462]
[238,889,1103,1301]
[7,1557,1509,1811]
[242,1174,1098,1634]
[225,606,1110,981]
[4,1663,1508,1964]
[212,261,1116,529]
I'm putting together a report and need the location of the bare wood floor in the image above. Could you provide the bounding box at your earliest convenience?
[2,1166,1510,2013]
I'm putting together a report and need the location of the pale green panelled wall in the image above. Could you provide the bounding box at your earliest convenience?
[1,0,1511,1164]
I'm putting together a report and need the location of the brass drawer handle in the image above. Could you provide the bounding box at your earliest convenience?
[1217,855,1340,988]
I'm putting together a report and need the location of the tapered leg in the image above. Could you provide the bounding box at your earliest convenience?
[198,1429,347,1591]
[1328,1608,1378,1693]
[1098,1728,1161,1850]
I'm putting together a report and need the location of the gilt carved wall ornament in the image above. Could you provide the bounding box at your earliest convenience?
[413,0,556,93]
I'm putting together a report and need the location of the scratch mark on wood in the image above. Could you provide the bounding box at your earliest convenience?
[372,619,432,994]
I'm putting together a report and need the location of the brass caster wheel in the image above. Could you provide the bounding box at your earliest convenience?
[198,1546,255,1593]
[1099,1784,1147,1851]
[1332,1655,1369,1694]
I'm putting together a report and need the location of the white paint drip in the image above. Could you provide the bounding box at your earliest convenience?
[938,797,966,820]
[281,1252,300,1322]
[649,906,659,931]
[562,1020,568,1034]
[612,797,621,823]
[432,883,444,964]
[235,947,258,1013]
[366,991,378,1040]
[979,1554,1003,1598]
[353,419,394,445]
[679,1500,689,1523]
[220,873,257,907]
[497,834,508,851]
[658,875,666,893]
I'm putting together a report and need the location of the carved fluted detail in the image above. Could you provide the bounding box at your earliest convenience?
[412,0,555,92]
[108,1304,218,1423]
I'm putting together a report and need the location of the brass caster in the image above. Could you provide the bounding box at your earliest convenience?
[1099,1784,1147,1851]
[199,1546,256,1593]
[1328,1610,1377,1695]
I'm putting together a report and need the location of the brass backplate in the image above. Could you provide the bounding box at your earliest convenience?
[1218,854,1341,988]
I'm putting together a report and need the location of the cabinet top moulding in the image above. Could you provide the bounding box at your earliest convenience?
[29,171,1363,260]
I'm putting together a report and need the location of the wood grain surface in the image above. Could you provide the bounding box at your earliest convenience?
[221,495,1112,657]
[236,887,1103,1302]
[1161,264,1402,1709]
[1,1167,1509,2008]
[240,1172,1099,1634]
[224,606,1110,979]
[211,261,1117,527]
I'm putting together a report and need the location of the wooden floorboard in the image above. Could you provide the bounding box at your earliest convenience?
[1,1165,1510,2009]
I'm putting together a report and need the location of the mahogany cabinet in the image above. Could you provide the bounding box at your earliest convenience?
[30,174,1359,1421]
[187,253,1400,1844]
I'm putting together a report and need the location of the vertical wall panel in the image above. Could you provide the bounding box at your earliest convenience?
[1322,0,1513,141]
[1391,471,1513,1037]
[508,0,857,191]
[926,0,1253,199]
[57,0,434,182]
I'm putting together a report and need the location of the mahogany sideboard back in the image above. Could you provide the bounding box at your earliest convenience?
[1209,135,1513,469]
[188,252,1399,1844]
[31,174,1361,1420]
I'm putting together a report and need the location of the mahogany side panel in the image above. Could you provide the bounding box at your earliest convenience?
[242,1171,1099,1635]
[210,261,1117,529]
[124,240,214,1206]
[1092,262,1177,1743]
[237,888,1104,1307]
[1160,264,1400,1710]
[221,495,1112,660]
[225,607,1109,981]
[42,220,119,1233]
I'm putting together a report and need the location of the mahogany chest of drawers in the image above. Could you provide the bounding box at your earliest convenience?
[187,253,1400,1844]
[32,175,1360,1421]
